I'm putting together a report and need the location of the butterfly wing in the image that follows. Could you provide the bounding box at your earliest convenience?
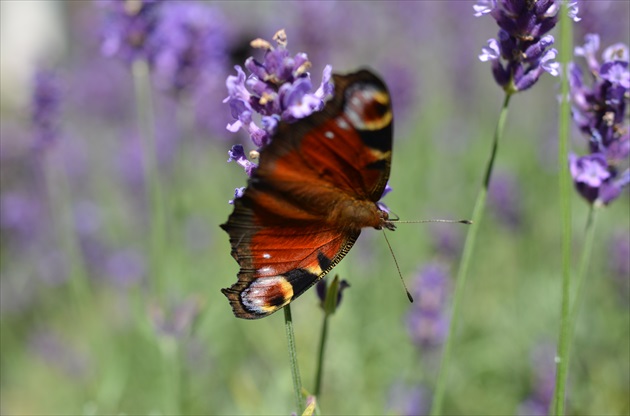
[221,69,393,319]
[263,69,393,203]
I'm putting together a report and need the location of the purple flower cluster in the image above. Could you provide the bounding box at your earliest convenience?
[98,0,228,94]
[31,68,62,150]
[224,29,333,175]
[148,2,228,94]
[405,263,451,350]
[98,0,162,64]
[569,34,629,205]
[475,0,566,93]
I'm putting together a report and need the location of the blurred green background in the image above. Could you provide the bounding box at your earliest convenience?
[0,1,628,415]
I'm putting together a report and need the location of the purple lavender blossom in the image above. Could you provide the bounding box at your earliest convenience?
[98,0,162,64]
[31,68,62,150]
[569,35,630,205]
[228,187,245,205]
[224,29,333,152]
[475,0,561,93]
[376,183,393,213]
[149,2,228,94]
[227,144,257,177]
[569,153,610,203]
[406,263,451,349]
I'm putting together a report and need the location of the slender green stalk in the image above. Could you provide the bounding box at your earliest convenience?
[313,313,328,397]
[132,59,167,295]
[160,337,181,415]
[549,207,598,415]
[552,6,574,414]
[430,93,511,415]
[314,314,329,398]
[284,305,304,414]
[314,276,341,397]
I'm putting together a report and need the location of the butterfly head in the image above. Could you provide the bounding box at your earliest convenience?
[378,209,397,231]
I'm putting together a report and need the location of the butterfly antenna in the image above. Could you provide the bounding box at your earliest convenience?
[392,219,472,225]
[381,230,414,303]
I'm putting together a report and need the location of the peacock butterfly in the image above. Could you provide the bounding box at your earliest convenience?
[221,69,395,319]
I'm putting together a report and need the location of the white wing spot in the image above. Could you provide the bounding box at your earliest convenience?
[336,118,350,130]
[325,131,334,139]
[257,266,276,275]
[263,253,272,259]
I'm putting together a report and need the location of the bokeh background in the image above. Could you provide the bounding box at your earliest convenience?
[1,1,628,415]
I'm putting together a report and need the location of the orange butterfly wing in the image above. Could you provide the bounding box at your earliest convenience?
[221,69,393,319]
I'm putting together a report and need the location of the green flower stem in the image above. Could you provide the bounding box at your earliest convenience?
[314,313,329,398]
[314,276,341,397]
[284,304,304,414]
[132,59,167,296]
[552,6,574,414]
[430,92,511,415]
[160,337,181,415]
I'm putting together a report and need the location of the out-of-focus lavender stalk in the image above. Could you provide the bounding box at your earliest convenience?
[98,3,180,413]
[131,59,167,296]
[99,0,169,295]
[32,68,91,309]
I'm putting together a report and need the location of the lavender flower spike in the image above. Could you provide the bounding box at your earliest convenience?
[475,0,560,93]
[31,68,62,150]
[224,29,333,150]
[568,34,630,205]
[149,2,228,94]
[98,0,162,65]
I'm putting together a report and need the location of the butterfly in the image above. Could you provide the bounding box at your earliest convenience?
[221,69,394,319]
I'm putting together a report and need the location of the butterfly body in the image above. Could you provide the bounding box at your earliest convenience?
[222,69,393,319]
